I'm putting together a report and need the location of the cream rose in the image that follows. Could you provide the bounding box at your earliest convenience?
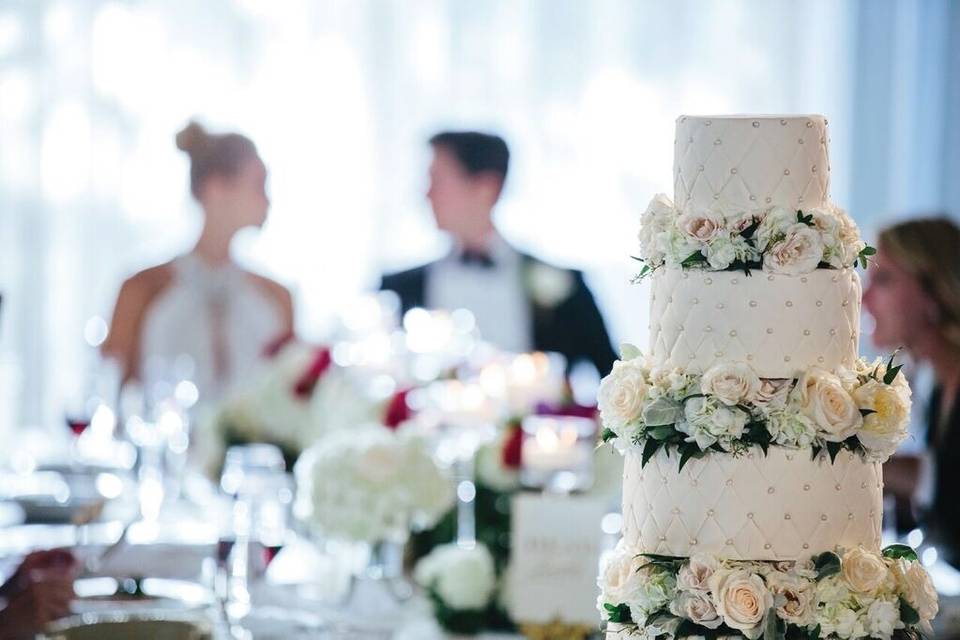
[677,555,719,593]
[763,223,824,276]
[756,206,796,251]
[709,569,773,638]
[677,209,726,244]
[598,359,650,434]
[753,378,793,409]
[853,380,911,460]
[638,194,675,264]
[892,559,939,621]
[765,571,814,625]
[599,544,649,605]
[701,362,761,406]
[670,591,722,629]
[841,548,889,594]
[794,368,863,442]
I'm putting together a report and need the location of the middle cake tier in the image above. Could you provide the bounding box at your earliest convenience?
[621,447,883,561]
[648,267,861,378]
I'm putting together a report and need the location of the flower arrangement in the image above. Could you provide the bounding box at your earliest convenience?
[598,542,937,640]
[635,194,875,279]
[414,543,500,634]
[204,342,411,472]
[598,345,911,468]
[293,424,454,543]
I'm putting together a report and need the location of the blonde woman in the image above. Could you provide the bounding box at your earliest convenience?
[103,122,293,402]
[863,216,960,567]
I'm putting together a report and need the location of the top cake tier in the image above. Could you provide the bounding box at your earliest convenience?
[674,115,830,216]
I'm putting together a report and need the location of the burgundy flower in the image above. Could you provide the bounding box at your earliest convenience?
[534,402,598,419]
[501,422,523,470]
[383,389,413,430]
[292,347,332,400]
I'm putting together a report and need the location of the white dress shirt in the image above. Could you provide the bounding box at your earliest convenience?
[426,235,533,353]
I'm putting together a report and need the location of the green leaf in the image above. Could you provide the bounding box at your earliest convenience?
[811,445,822,461]
[899,597,920,626]
[861,245,877,257]
[860,408,876,417]
[678,444,705,472]
[648,425,677,441]
[884,364,903,385]
[601,427,617,443]
[882,544,919,562]
[764,609,786,640]
[603,602,633,624]
[620,343,643,361]
[812,551,841,579]
[807,624,822,640]
[681,250,708,267]
[740,217,761,240]
[797,210,814,226]
[825,441,843,464]
[641,438,662,467]
[642,397,683,427]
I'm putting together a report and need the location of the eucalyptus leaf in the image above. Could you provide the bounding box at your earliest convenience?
[648,425,677,441]
[643,397,684,427]
[620,343,643,361]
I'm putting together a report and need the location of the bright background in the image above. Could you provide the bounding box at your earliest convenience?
[1,0,958,429]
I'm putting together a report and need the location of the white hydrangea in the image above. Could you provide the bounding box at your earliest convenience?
[677,396,748,451]
[766,409,817,448]
[414,543,497,611]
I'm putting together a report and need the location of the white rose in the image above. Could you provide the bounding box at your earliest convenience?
[754,378,793,409]
[677,554,719,593]
[678,397,748,450]
[755,206,796,251]
[705,236,737,270]
[638,194,675,264]
[701,362,761,406]
[670,591,722,629]
[763,223,824,276]
[598,544,649,606]
[765,571,814,625]
[794,368,863,442]
[708,569,773,638]
[414,543,497,611]
[853,380,911,461]
[891,559,939,621]
[767,409,817,448]
[598,359,650,435]
[865,597,903,640]
[677,208,726,243]
[841,547,889,594]
[835,207,865,266]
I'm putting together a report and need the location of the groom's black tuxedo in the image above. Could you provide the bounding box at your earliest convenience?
[380,253,616,376]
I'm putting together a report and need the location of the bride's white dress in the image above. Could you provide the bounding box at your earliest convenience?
[139,254,284,403]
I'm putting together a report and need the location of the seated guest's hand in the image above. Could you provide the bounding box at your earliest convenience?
[0,549,78,639]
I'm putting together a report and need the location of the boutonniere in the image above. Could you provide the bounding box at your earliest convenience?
[525,262,574,308]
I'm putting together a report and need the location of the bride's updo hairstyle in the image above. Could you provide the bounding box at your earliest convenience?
[175,121,260,199]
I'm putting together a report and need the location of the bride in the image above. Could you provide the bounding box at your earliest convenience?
[102,122,294,403]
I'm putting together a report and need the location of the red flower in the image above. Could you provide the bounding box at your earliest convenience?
[501,422,523,470]
[383,389,413,430]
[292,347,332,400]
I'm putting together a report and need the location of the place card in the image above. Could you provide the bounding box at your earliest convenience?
[508,493,607,627]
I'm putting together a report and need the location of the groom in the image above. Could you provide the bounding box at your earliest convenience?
[380,131,616,376]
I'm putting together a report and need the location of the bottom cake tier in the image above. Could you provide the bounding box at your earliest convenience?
[597,542,938,640]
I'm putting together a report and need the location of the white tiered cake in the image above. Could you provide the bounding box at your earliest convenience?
[597,116,938,640]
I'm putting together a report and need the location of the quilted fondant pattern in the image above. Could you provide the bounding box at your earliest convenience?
[621,447,883,561]
[649,267,861,379]
[674,115,831,216]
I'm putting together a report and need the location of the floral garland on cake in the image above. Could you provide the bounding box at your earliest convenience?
[634,195,876,279]
[598,542,937,640]
[598,345,911,468]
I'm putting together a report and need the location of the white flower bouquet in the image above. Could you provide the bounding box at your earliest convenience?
[598,345,911,468]
[414,543,498,634]
[635,194,873,279]
[294,425,454,543]
[598,543,937,639]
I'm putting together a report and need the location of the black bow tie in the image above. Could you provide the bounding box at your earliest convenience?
[459,249,495,269]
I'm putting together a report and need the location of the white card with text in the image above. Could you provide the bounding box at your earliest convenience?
[508,493,608,625]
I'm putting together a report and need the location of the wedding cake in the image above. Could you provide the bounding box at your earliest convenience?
[597,116,938,640]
